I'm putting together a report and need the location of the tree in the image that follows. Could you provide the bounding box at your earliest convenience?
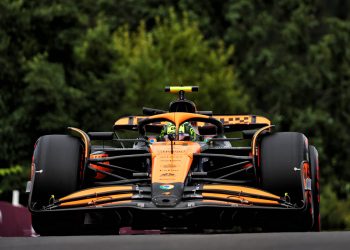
[109,9,247,114]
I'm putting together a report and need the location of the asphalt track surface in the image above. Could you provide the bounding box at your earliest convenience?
[1,232,350,250]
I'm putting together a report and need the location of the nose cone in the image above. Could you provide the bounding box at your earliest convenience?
[150,141,201,184]
[149,141,201,207]
[152,183,184,207]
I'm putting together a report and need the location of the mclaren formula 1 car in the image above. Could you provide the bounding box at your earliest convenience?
[28,86,320,235]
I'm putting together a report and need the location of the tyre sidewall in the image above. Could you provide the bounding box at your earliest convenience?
[31,135,82,204]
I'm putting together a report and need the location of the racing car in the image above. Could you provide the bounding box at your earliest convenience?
[27,86,320,235]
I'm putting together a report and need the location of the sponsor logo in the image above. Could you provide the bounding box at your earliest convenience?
[159,184,174,190]
[160,173,175,177]
[161,164,177,168]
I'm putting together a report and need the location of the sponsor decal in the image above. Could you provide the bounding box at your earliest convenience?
[148,138,157,144]
[159,184,174,190]
[160,168,179,172]
[160,173,175,177]
[162,164,177,168]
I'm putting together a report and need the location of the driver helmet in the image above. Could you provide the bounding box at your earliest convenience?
[159,122,198,141]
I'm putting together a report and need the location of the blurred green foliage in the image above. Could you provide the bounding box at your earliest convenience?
[0,165,29,203]
[0,0,349,230]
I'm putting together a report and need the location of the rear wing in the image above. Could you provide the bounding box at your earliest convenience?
[114,114,271,132]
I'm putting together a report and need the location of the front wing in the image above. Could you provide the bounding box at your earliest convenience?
[29,184,313,230]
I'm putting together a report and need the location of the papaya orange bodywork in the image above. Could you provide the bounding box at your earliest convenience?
[201,193,279,205]
[95,200,133,207]
[150,141,201,183]
[59,186,133,202]
[60,193,133,207]
[202,185,280,199]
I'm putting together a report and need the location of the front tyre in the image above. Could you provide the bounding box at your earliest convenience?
[30,135,83,235]
[260,132,306,200]
[259,132,312,231]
